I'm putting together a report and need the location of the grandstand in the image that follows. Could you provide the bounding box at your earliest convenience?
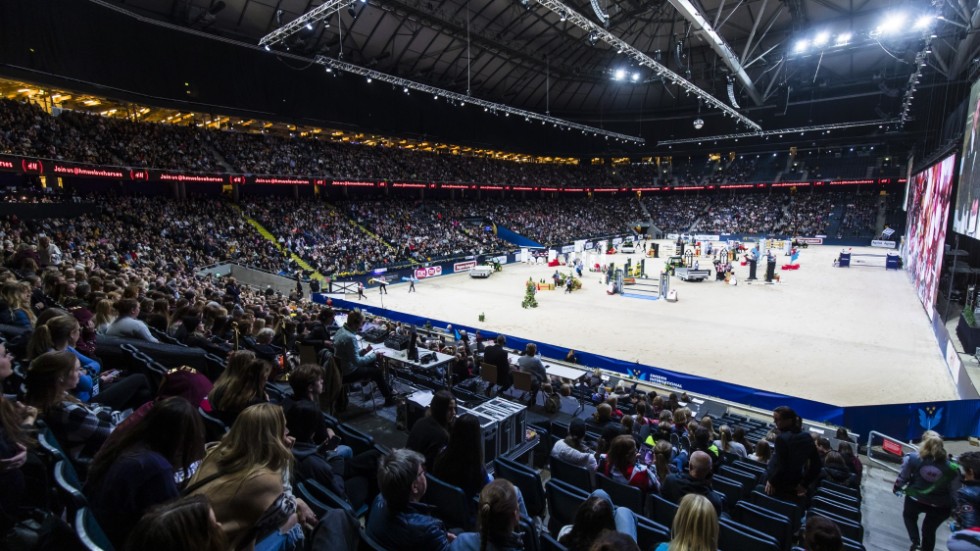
[1,0,978,550]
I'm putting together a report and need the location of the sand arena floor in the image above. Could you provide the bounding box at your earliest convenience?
[351,241,958,406]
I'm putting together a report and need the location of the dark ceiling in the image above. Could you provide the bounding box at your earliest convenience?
[4,0,978,154]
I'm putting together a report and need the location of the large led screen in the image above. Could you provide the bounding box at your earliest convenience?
[906,154,956,318]
[954,79,980,236]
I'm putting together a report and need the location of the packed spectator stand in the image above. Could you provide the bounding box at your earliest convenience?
[0,95,915,551]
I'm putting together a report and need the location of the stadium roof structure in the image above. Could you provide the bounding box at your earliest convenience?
[1,0,975,154]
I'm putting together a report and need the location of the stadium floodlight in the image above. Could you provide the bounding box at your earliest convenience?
[875,12,907,36]
[613,68,627,81]
[314,55,645,144]
[835,33,851,46]
[812,31,830,46]
[794,39,809,53]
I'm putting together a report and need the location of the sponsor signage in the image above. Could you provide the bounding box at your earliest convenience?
[414,266,442,279]
[694,234,721,241]
[491,255,508,265]
[332,180,376,187]
[797,237,824,245]
[254,177,310,185]
[871,240,897,249]
[454,260,477,273]
[882,438,903,456]
[160,173,225,183]
[561,244,575,253]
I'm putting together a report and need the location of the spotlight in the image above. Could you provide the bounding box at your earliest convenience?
[914,14,934,30]
[693,118,704,130]
[518,0,531,9]
[794,40,809,53]
[630,72,640,82]
[306,22,314,30]
[877,12,906,35]
[835,33,851,46]
[813,31,829,46]
[587,30,600,46]
[613,68,626,81]
[403,87,409,93]
[366,77,372,83]
[559,10,566,21]
[264,44,271,51]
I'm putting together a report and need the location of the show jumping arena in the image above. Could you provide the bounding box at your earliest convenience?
[351,240,958,407]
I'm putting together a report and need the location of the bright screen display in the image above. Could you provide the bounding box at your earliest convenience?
[906,154,956,318]
[954,79,980,236]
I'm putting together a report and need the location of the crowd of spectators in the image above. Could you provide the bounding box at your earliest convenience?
[0,99,898,188]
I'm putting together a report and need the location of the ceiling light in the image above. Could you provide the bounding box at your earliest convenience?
[813,31,830,46]
[631,72,640,82]
[877,12,907,35]
[613,68,626,81]
[794,40,809,53]
[366,77,372,83]
[587,30,600,46]
[835,33,851,46]
[305,22,314,30]
[914,14,934,30]
[693,118,704,130]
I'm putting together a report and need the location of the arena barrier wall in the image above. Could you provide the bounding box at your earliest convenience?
[314,295,980,441]
[495,225,544,248]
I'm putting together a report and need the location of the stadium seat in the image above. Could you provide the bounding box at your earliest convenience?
[54,460,88,518]
[595,472,644,515]
[540,531,569,551]
[636,514,671,551]
[818,480,861,500]
[814,486,860,508]
[421,473,475,530]
[336,423,376,456]
[733,501,793,551]
[549,454,593,490]
[712,475,744,513]
[646,492,679,527]
[74,507,115,551]
[493,457,546,518]
[545,479,589,534]
[198,406,229,442]
[811,495,861,523]
[296,478,367,519]
[748,490,801,530]
[807,509,864,542]
[719,517,780,551]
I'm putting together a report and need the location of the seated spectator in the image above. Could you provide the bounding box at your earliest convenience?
[0,343,38,532]
[662,451,723,516]
[950,451,980,551]
[286,400,379,511]
[25,350,128,462]
[366,448,454,551]
[105,298,159,342]
[691,427,721,472]
[0,280,35,328]
[749,440,771,464]
[125,494,228,551]
[516,343,548,405]
[715,425,747,458]
[406,389,456,471]
[186,403,316,550]
[84,397,205,548]
[591,403,625,453]
[482,335,511,395]
[803,515,843,551]
[280,363,351,458]
[652,440,680,484]
[94,298,116,335]
[551,418,598,472]
[433,414,490,499]
[654,494,718,551]
[204,350,269,427]
[334,310,394,406]
[818,451,858,489]
[29,313,152,411]
[558,492,637,551]
[598,435,660,494]
[450,479,524,551]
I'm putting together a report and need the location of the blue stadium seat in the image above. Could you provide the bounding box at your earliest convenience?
[646,492,679,527]
[595,472,644,515]
[422,472,475,530]
[719,517,780,551]
[493,457,546,518]
[549,454,593,490]
[545,479,589,534]
[75,507,115,551]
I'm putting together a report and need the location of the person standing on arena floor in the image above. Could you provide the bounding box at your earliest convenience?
[895,431,960,551]
[378,277,388,295]
[357,281,367,301]
[409,277,416,293]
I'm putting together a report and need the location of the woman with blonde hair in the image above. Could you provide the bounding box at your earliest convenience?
[0,280,36,328]
[714,425,747,458]
[94,298,117,335]
[895,431,960,551]
[654,494,718,551]
[185,403,315,551]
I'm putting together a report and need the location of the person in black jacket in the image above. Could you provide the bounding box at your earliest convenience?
[662,451,724,517]
[481,335,511,395]
[765,406,821,504]
[287,400,379,511]
[405,390,456,471]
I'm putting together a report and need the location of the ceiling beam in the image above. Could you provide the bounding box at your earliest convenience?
[667,0,764,106]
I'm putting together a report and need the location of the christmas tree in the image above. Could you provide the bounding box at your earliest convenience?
[522,279,538,309]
